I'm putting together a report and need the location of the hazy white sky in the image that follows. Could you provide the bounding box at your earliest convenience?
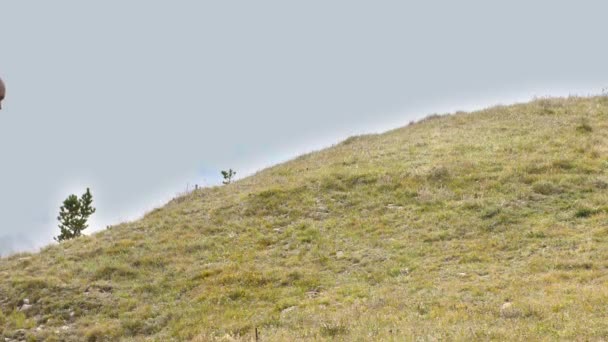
[1,1,608,255]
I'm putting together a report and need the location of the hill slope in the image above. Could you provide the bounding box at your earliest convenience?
[3,96,608,341]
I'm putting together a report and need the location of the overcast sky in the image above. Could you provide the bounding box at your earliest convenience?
[1,1,608,255]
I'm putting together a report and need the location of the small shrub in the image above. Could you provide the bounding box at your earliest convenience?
[221,169,236,184]
[574,207,597,218]
[427,166,450,181]
[55,188,96,242]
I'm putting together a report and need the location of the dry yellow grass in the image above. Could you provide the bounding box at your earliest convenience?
[2,96,608,341]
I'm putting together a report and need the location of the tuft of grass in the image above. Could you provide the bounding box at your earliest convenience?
[84,322,122,341]
[532,181,562,195]
[574,207,603,218]
[320,322,349,337]
[576,117,593,133]
[481,206,501,219]
[93,264,137,281]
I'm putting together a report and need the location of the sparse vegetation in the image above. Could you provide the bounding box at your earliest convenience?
[2,96,608,340]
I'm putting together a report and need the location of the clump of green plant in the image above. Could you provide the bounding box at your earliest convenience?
[574,207,601,218]
[575,208,593,218]
[576,117,593,133]
[221,169,236,185]
[55,188,96,241]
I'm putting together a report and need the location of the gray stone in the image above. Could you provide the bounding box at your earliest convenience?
[280,306,297,315]
[18,304,32,312]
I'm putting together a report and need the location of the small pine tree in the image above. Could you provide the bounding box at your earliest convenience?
[55,188,96,242]
[221,169,236,185]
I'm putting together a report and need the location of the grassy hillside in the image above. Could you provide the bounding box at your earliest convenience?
[3,96,608,341]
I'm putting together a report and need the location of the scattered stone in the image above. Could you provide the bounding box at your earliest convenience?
[311,212,329,219]
[281,306,297,315]
[457,272,467,277]
[19,304,33,312]
[8,329,26,340]
[85,284,113,294]
[221,334,237,341]
[500,301,520,318]
[306,290,320,298]
[336,251,345,259]
[23,298,30,305]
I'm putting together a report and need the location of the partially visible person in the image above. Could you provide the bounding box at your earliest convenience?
[0,77,5,110]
